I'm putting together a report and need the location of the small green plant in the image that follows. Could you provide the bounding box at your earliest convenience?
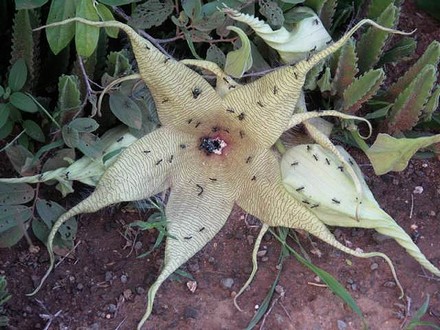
[404,295,440,330]
[0,276,11,327]
[0,59,42,146]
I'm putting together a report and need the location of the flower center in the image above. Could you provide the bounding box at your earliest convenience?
[199,137,227,155]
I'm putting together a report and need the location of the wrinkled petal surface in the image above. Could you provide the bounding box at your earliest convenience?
[140,154,236,327]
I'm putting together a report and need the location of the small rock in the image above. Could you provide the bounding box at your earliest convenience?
[334,229,343,239]
[188,261,200,272]
[370,263,379,271]
[351,229,365,237]
[89,323,100,330]
[120,274,128,284]
[275,285,285,295]
[262,257,269,262]
[413,186,424,194]
[392,178,399,185]
[76,283,84,290]
[383,281,396,288]
[108,304,117,313]
[183,306,198,319]
[263,232,272,241]
[208,257,215,263]
[221,278,234,289]
[430,211,436,217]
[274,313,285,325]
[134,241,143,250]
[372,233,392,243]
[257,250,267,257]
[105,271,113,282]
[136,286,146,295]
[38,254,49,263]
[247,235,254,245]
[337,319,347,330]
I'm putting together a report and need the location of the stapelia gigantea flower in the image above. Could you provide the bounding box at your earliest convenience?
[31,18,417,329]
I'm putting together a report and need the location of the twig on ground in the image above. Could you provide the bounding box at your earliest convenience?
[55,240,82,268]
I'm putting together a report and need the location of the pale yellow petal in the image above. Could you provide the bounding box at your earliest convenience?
[222,19,409,148]
[35,18,225,133]
[235,149,404,296]
[28,127,194,296]
[138,161,236,329]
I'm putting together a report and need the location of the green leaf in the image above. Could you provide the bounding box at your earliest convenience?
[387,65,436,134]
[56,74,82,121]
[406,295,430,330]
[10,10,37,88]
[319,0,337,29]
[0,225,26,248]
[356,4,398,73]
[0,182,34,205]
[259,0,284,28]
[41,148,75,173]
[9,92,38,113]
[46,0,76,55]
[0,103,10,129]
[364,104,392,120]
[61,125,80,148]
[384,41,440,102]
[128,0,174,30]
[23,119,45,142]
[8,58,28,92]
[31,139,65,166]
[366,0,394,19]
[332,40,359,97]
[224,26,253,78]
[99,0,141,5]
[32,217,75,250]
[377,37,417,66]
[420,86,440,122]
[106,50,132,77]
[192,11,225,32]
[75,0,100,57]
[366,133,440,175]
[415,0,440,21]
[206,44,226,68]
[68,117,99,133]
[109,91,143,129]
[303,0,326,13]
[0,120,13,140]
[5,144,33,175]
[342,69,385,114]
[76,132,101,158]
[280,0,305,4]
[15,0,49,9]
[284,8,313,24]
[0,205,32,233]
[96,3,119,38]
[36,199,77,242]
[181,29,203,60]
[317,66,332,92]
[182,0,202,21]
[0,85,4,98]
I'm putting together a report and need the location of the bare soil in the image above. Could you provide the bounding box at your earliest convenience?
[1,1,439,329]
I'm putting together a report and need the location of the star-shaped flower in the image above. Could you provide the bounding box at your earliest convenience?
[32,17,415,329]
